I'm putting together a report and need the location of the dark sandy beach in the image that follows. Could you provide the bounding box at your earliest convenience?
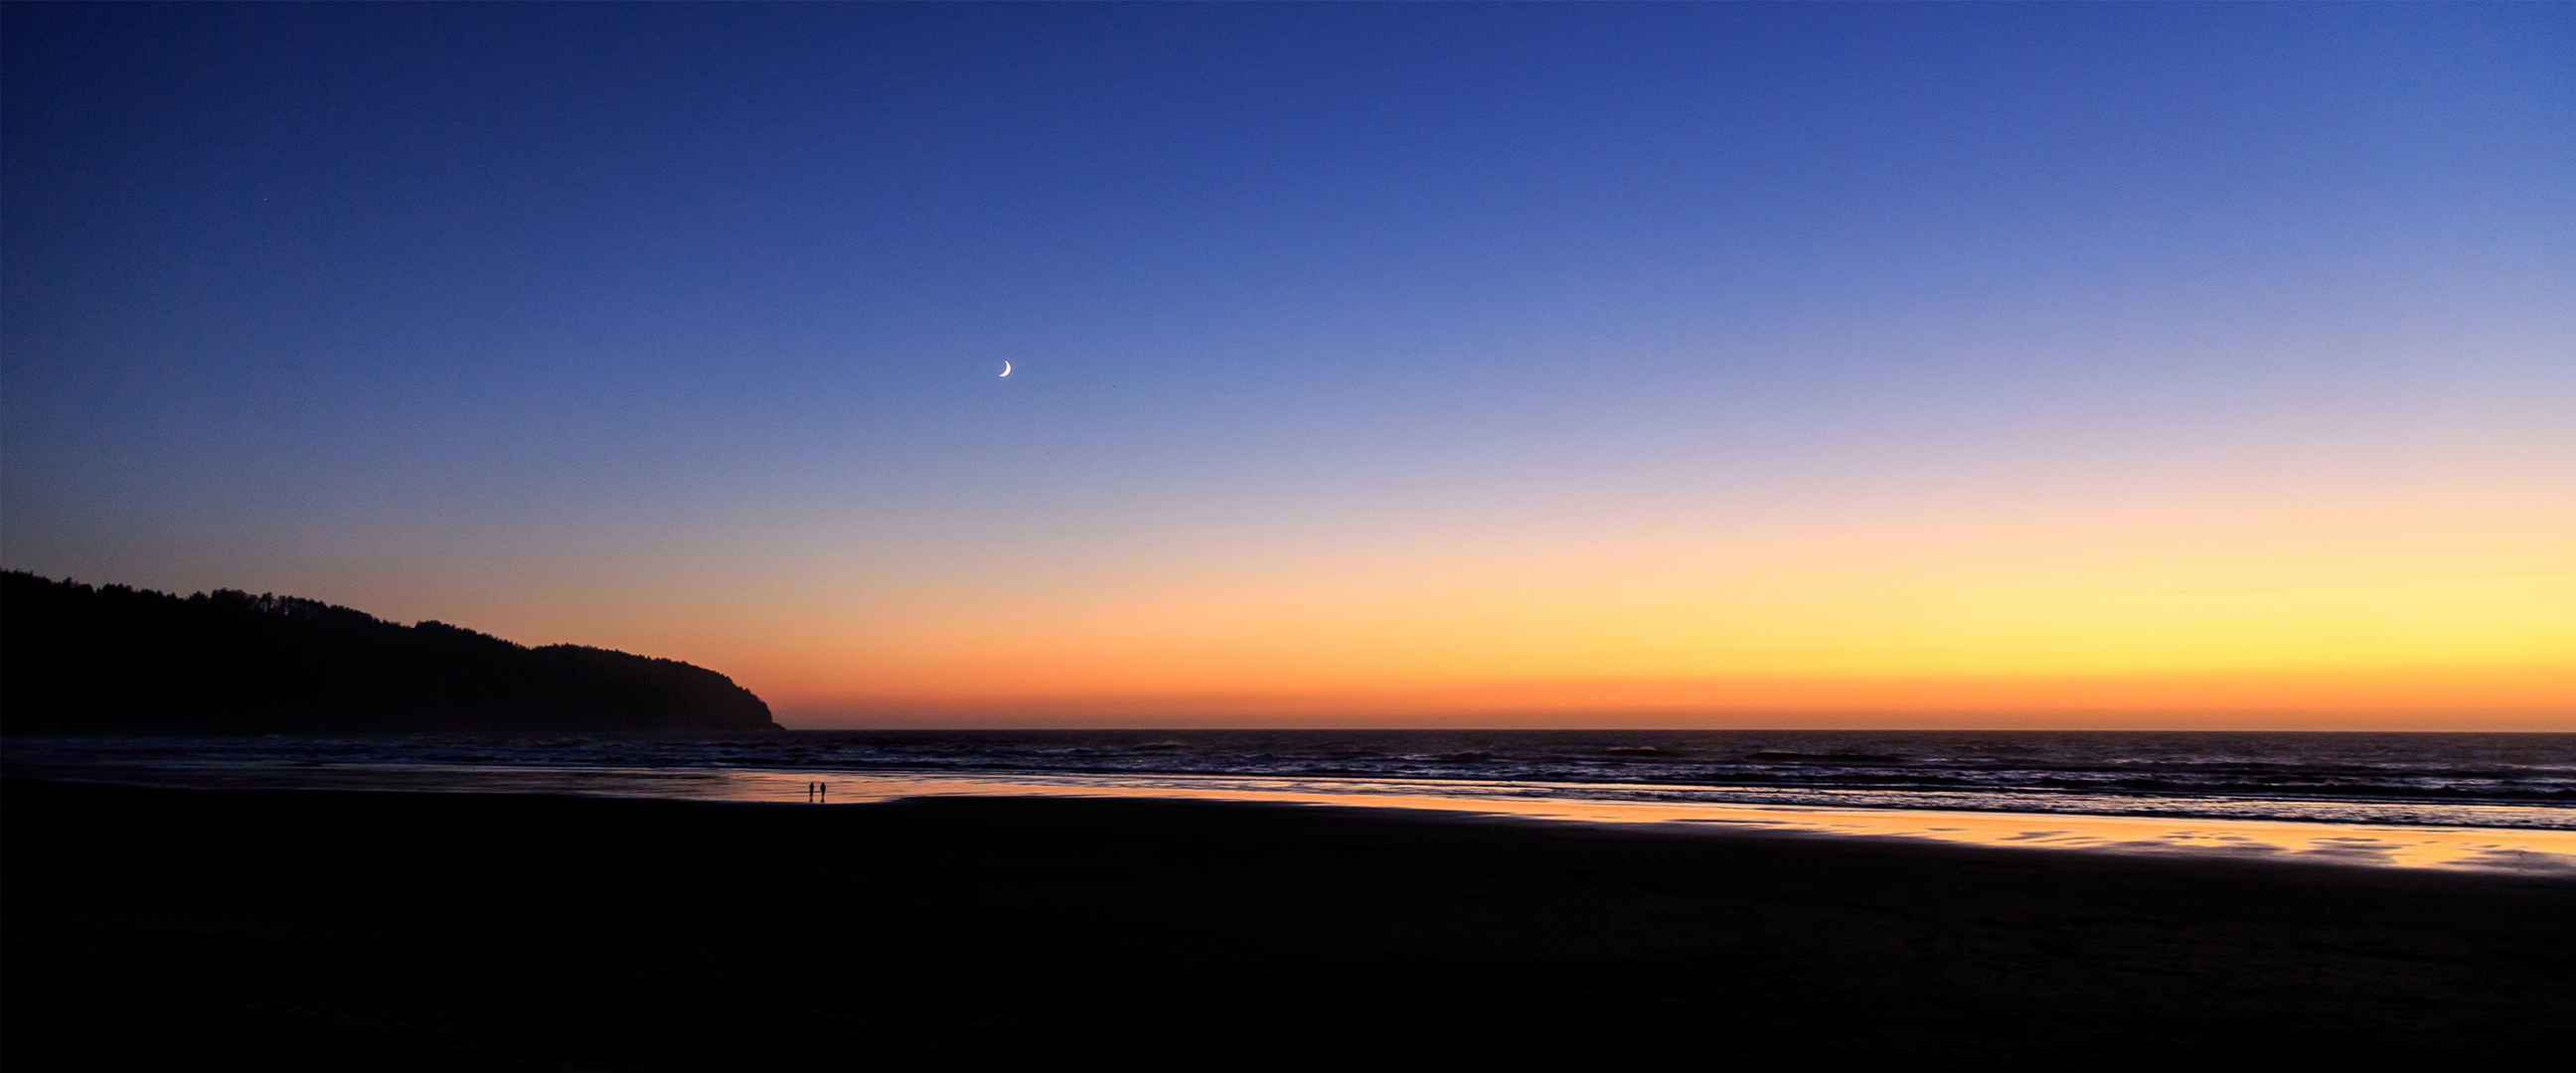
[5,779,2570,1067]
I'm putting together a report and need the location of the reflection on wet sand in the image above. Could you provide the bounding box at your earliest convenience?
[702,769,2576,876]
[33,760,2574,876]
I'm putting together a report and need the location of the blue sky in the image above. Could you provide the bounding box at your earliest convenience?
[6,4,2570,723]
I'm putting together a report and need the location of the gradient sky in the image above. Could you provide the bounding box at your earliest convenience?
[5,4,2569,728]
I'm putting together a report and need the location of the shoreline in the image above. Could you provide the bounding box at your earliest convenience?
[15,762,2574,875]
[8,777,2574,1065]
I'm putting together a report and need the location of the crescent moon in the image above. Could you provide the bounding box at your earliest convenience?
[999,361,1012,378]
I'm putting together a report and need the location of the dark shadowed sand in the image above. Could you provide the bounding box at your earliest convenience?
[6,779,2571,1067]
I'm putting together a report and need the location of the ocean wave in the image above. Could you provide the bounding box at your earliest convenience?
[1742,751,1913,764]
[12,728,2574,825]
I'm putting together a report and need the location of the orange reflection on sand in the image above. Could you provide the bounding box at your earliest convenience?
[724,770,2576,876]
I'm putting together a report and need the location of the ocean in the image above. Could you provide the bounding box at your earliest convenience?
[11,727,2573,822]
[11,729,2574,872]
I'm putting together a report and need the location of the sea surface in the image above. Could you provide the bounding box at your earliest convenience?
[11,729,2576,873]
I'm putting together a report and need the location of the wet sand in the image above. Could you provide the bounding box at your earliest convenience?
[5,779,2571,1067]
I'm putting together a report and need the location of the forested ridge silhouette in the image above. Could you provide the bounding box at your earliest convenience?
[1,570,778,733]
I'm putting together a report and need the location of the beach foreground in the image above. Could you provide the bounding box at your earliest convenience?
[6,780,2570,1066]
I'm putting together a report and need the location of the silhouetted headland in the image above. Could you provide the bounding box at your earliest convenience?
[0,570,778,733]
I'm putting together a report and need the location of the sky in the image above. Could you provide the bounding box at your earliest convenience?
[4,4,2569,729]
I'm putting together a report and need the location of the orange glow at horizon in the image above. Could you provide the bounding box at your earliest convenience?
[589,482,2576,730]
[331,462,2575,730]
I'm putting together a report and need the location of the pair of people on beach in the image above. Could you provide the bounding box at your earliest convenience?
[807,780,828,802]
